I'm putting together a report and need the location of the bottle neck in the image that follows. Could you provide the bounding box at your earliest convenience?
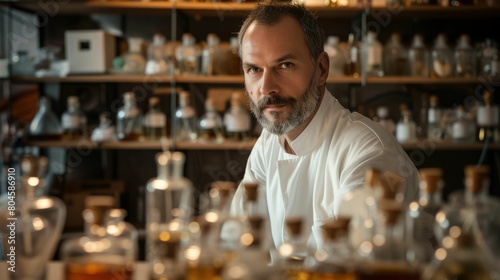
[419,191,442,205]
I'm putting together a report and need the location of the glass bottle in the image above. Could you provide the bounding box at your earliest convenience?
[199,97,224,143]
[407,168,444,264]
[116,92,143,141]
[224,91,252,141]
[409,34,430,77]
[146,151,193,280]
[176,33,200,75]
[201,33,226,76]
[345,33,360,78]
[104,208,139,262]
[364,31,384,77]
[376,106,395,136]
[227,37,242,75]
[143,96,167,140]
[28,96,62,140]
[278,217,310,280]
[145,33,171,75]
[396,104,417,144]
[91,112,117,142]
[61,96,87,140]
[305,218,357,280]
[454,34,475,78]
[175,90,198,142]
[479,39,498,77]
[452,105,475,143]
[477,90,499,143]
[324,36,347,77]
[383,33,408,76]
[427,95,443,141]
[122,37,146,73]
[431,34,453,78]
[0,155,66,280]
[11,50,35,76]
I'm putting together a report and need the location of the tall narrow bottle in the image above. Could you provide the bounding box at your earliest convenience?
[431,34,453,78]
[61,96,86,140]
[396,104,417,144]
[479,39,498,77]
[175,91,198,142]
[364,31,384,77]
[383,33,408,76]
[477,89,499,142]
[345,33,360,78]
[454,34,475,78]
[143,96,167,140]
[427,95,443,141]
[176,33,200,75]
[199,98,224,143]
[409,34,430,77]
[116,92,143,141]
[201,33,226,75]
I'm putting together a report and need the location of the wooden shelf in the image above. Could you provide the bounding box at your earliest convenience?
[364,76,495,84]
[370,5,500,19]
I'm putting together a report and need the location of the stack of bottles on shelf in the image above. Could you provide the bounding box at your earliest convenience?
[371,89,499,144]
[324,31,499,79]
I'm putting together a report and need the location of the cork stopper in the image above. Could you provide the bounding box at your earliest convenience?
[21,155,48,178]
[211,181,236,199]
[365,168,382,188]
[378,200,402,226]
[285,216,303,237]
[483,89,492,106]
[419,168,443,194]
[378,171,404,200]
[231,91,243,108]
[429,95,439,107]
[322,217,351,242]
[464,165,490,193]
[244,182,259,202]
[149,96,160,107]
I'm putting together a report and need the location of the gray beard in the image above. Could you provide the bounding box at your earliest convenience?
[247,71,320,135]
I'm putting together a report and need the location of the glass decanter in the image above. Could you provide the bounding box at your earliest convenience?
[145,33,170,75]
[176,33,200,75]
[143,96,167,141]
[324,36,346,77]
[409,34,430,77]
[146,151,193,280]
[28,96,62,141]
[223,91,251,141]
[454,34,475,78]
[201,33,226,75]
[116,92,143,141]
[383,33,408,76]
[103,208,139,262]
[122,37,146,73]
[431,34,453,78]
[174,91,198,142]
[199,98,224,143]
[61,96,87,140]
[396,104,417,144]
[91,112,117,142]
[0,155,66,280]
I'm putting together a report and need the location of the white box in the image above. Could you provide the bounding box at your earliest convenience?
[65,30,115,74]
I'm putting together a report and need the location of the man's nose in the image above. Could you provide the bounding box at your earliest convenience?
[259,69,279,96]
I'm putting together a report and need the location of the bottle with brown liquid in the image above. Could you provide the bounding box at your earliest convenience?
[476,90,499,143]
[199,97,224,143]
[61,95,87,140]
[116,92,143,141]
[143,96,167,140]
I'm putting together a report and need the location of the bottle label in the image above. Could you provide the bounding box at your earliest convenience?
[477,106,499,126]
[396,123,416,143]
[145,115,166,127]
[225,114,251,132]
[62,115,81,129]
[428,109,442,124]
[368,46,382,66]
[452,122,467,138]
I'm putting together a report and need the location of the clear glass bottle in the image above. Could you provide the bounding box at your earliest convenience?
[145,33,171,75]
[61,96,87,140]
[278,217,310,280]
[143,96,167,140]
[345,33,360,78]
[409,34,430,77]
[176,33,200,75]
[452,105,475,143]
[103,208,139,262]
[407,168,444,264]
[91,112,117,142]
[364,31,384,77]
[11,50,35,76]
[454,34,475,78]
[477,89,499,143]
[431,34,453,78]
[227,37,242,75]
[383,33,408,76]
[122,37,146,73]
[479,39,498,77]
[116,92,143,141]
[224,91,251,141]
[201,33,226,76]
[29,96,62,140]
[376,106,395,136]
[396,104,417,144]
[324,36,346,77]
[199,97,224,143]
[146,151,193,280]
[427,95,443,141]
[175,90,198,142]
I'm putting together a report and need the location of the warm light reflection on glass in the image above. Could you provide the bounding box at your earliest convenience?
[435,248,447,261]
[278,243,293,257]
[32,217,45,231]
[409,202,419,212]
[240,233,254,246]
[169,220,181,231]
[365,197,375,207]
[184,245,201,261]
[435,211,446,223]
[373,234,386,247]
[364,219,374,229]
[315,250,328,262]
[159,231,171,242]
[188,221,200,234]
[227,264,248,279]
[35,198,54,209]
[343,192,354,202]
[442,236,455,249]
[449,226,462,239]
[360,241,373,255]
[157,154,168,166]
[27,177,40,187]
[153,179,168,190]
[153,263,165,275]
[205,211,219,223]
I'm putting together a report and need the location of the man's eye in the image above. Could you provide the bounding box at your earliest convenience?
[246,67,260,74]
[280,62,294,69]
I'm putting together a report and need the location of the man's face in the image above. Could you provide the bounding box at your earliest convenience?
[241,16,321,135]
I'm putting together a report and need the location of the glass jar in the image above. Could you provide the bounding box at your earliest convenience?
[431,34,453,78]
[409,34,430,77]
[61,96,87,140]
[143,96,167,140]
[199,98,224,143]
[175,91,198,142]
[122,37,146,73]
[223,91,251,141]
[364,31,384,77]
[454,34,475,78]
[476,90,499,143]
[324,36,346,77]
[201,33,226,75]
[91,112,117,142]
[451,105,475,143]
[116,92,143,141]
[176,33,200,75]
[383,33,408,76]
[145,33,171,75]
[376,106,395,136]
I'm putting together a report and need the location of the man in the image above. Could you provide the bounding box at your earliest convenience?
[230,3,419,249]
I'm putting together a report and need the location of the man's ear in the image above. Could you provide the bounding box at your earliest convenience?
[317,51,329,86]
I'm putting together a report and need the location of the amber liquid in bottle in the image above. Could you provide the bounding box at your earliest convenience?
[65,262,133,280]
[309,265,358,280]
[186,262,224,280]
[199,128,224,142]
[357,263,420,280]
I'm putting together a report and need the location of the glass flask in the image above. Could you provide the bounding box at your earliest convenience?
[201,33,226,75]
[409,34,430,77]
[376,106,395,136]
[396,104,417,144]
[145,33,171,75]
[223,91,251,141]
[451,105,475,143]
[427,95,443,141]
[122,37,146,73]
[324,36,346,77]
[0,155,66,280]
[477,90,499,143]
[278,217,310,280]
[407,168,444,264]
[479,39,498,77]
[356,200,421,280]
[199,97,224,143]
[116,92,143,141]
[227,37,242,75]
[61,96,87,140]
[91,112,117,142]
[383,33,408,76]
[103,208,139,263]
[146,151,193,280]
[143,96,167,140]
[174,91,198,142]
[28,96,62,140]
[304,217,357,280]
[431,34,453,78]
[176,33,200,75]
[61,209,135,280]
[364,31,384,77]
[454,34,475,78]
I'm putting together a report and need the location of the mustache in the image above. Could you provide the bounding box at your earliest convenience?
[257,95,296,111]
